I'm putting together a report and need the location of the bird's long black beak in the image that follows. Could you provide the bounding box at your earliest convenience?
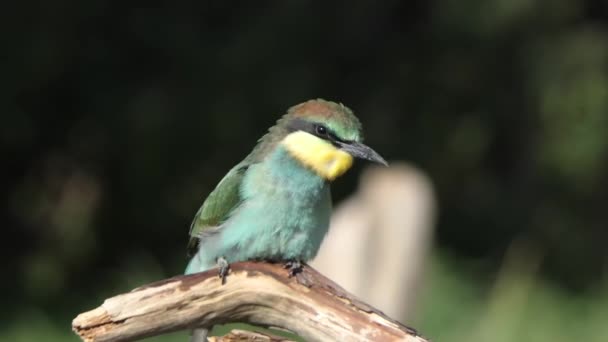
[338,141,388,166]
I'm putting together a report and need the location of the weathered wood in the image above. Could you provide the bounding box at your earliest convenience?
[72,262,429,342]
[209,329,294,341]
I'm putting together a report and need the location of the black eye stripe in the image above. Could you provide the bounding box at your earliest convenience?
[313,124,343,143]
[287,118,348,144]
[327,131,340,141]
[324,129,350,144]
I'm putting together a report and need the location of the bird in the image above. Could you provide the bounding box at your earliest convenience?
[185,99,387,341]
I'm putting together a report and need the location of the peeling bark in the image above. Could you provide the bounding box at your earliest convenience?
[72,262,429,342]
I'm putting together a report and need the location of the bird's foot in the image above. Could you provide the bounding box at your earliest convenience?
[217,257,230,285]
[283,259,303,278]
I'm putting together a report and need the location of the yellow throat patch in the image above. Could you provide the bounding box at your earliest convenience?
[282,131,354,181]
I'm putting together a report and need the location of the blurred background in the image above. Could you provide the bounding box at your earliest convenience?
[3,1,608,341]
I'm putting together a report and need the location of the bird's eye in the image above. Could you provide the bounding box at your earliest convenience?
[315,125,327,136]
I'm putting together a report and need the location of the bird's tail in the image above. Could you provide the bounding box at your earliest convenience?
[190,328,209,342]
[186,252,214,341]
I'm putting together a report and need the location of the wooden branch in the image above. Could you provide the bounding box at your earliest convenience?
[72,262,429,342]
[209,329,294,341]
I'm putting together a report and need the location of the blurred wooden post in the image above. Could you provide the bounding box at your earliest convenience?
[72,262,429,342]
[312,163,435,320]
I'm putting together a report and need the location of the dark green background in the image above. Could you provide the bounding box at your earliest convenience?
[3,1,608,341]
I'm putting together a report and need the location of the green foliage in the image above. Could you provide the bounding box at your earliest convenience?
[415,253,608,342]
[3,253,608,341]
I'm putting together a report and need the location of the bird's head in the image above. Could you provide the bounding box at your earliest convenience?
[278,99,387,181]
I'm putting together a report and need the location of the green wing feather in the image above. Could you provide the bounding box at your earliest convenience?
[187,164,249,257]
[187,117,286,257]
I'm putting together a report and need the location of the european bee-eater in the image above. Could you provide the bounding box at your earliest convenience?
[185,99,387,341]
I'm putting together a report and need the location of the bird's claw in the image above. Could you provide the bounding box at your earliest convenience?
[217,257,230,285]
[283,259,303,277]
